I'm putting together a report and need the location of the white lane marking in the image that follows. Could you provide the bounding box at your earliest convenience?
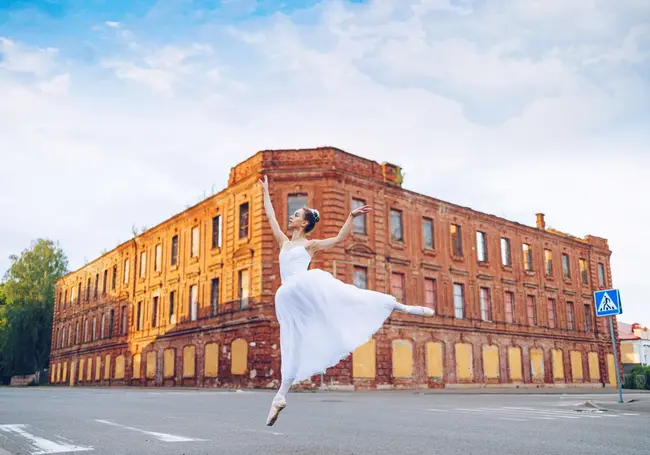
[459,408,555,420]
[0,425,93,454]
[623,413,640,416]
[454,407,580,419]
[94,420,207,442]
[503,407,587,417]
[498,417,527,422]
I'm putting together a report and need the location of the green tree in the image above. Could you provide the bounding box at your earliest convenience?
[0,283,7,382]
[0,239,68,379]
[3,239,68,305]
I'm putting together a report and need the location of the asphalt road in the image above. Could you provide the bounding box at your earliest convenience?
[1,387,648,455]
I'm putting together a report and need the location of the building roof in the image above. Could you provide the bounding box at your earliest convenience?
[618,321,641,340]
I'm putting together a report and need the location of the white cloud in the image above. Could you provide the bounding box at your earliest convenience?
[0,37,58,74]
[1,0,649,325]
[101,59,176,94]
[105,21,121,29]
[37,73,70,94]
[101,43,213,94]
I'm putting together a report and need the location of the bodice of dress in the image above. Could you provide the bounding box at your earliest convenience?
[279,246,311,283]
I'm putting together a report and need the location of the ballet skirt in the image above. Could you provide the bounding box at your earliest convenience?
[275,244,396,384]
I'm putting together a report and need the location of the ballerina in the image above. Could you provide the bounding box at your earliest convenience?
[259,175,434,426]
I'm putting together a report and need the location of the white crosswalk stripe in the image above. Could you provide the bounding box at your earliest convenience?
[94,420,208,442]
[0,420,210,454]
[0,424,93,454]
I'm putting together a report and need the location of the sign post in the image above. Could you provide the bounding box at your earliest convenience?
[594,289,623,403]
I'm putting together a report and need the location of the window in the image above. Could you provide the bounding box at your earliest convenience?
[562,254,571,280]
[68,326,72,347]
[501,238,512,266]
[453,283,465,318]
[102,269,108,295]
[567,301,575,330]
[136,302,142,331]
[121,305,127,335]
[353,266,368,289]
[422,218,434,249]
[169,291,176,324]
[598,263,606,287]
[92,317,96,341]
[108,309,114,338]
[210,278,220,316]
[476,231,487,262]
[111,265,117,290]
[579,259,588,284]
[450,224,463,256]
[55,328,59,348]
[238,270,249,309]
[155,244,162,271]
[212,215,222,248]
[123,259,129,284]
[391,272,405,302]
[239,202,249,239]
[352,199,367,234]
[390,209,404,242]
[94,274,99,297]
[190,284,198,320]
[152,297,159,328]
[86,278,91,301]
[100,314,105,339]
[584,304,592,331]
[75,321,79,344]
[71,286,76,305]
[77,283,81,304]
[547,298,557,328]
[424,278,437,312]
[83,319,88,343]
[544,249,553,276]
[64,290,67,309]
[523,244,533,271]
[139,251,146,278]
[191,226,200,258]
[171,235,179,266]
[526,295,536,326]
[288,194,308,228]
[504,291,515,324]
[480,287,491,321]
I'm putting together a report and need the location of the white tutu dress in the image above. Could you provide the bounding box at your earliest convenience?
[275,245,397,384]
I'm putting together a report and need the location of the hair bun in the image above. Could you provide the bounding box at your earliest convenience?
[311,208,320,222]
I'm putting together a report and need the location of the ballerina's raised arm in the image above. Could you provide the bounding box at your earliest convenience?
[307,204,372,253]
[259,175,289,248]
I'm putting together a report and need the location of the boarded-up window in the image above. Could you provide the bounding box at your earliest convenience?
[391,272,405,303]
[191,226,199,258]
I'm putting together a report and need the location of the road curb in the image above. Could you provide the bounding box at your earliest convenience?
[584,400,609,411]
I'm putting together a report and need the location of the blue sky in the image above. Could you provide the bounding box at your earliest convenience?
[1,0,649,324]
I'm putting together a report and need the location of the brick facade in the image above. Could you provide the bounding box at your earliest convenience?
[49,147,621,390]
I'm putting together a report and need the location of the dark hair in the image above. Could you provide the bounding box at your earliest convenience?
[303,207,320,234]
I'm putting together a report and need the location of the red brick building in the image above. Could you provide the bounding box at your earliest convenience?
[49,147,621,389]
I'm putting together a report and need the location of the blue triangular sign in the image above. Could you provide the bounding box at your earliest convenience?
[598,292,617,312]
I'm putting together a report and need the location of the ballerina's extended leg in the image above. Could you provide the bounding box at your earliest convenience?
[391,301,435,317]
[266,378,293,426]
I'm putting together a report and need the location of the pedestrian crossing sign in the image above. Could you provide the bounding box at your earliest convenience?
[594,289,622,317]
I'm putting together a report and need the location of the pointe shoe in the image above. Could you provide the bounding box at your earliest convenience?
[266,399,286,426]
[420,307,435,317]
